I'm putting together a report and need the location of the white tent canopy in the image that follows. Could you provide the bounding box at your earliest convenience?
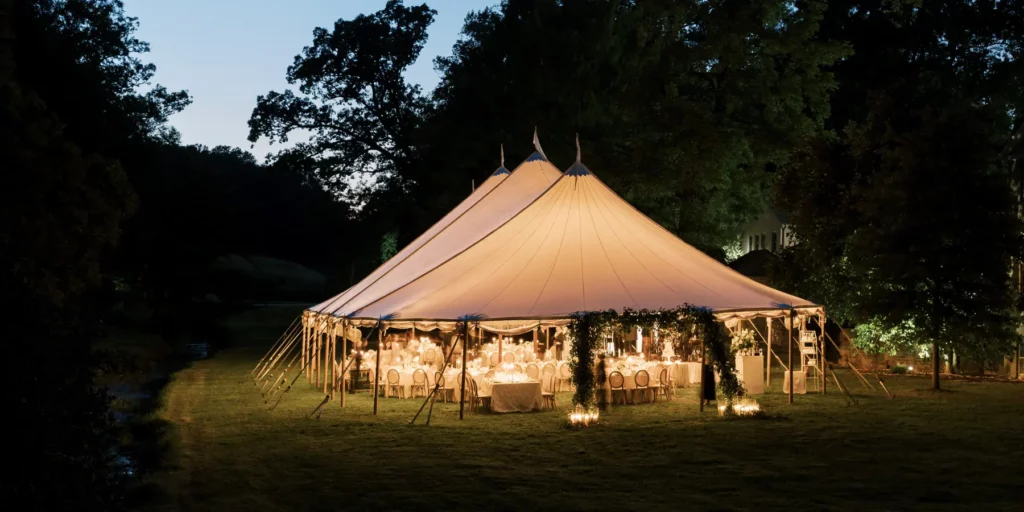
[311,152,562,319]
[332,158,819,330]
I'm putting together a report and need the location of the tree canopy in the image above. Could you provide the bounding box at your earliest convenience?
[773,0,1024,386]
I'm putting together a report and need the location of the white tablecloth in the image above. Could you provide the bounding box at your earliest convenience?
[489,382,542,413]
[736,355,764,395]
[678,362,702,386]
[783,370,807,395]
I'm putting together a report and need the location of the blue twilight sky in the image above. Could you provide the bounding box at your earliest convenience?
[124,0,496,161]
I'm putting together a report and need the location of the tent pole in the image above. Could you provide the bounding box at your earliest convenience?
[533,327,539,358]
[459,322,470,420]
[698,327,705,413]
[820,312,827,395]
[766,318,773,390]
[788,310,794,404]
[301,313,308,382]
[310,316,318,384]
[498,332,503,365]
[323,319,331,395]
[340,319,347,407]
[373,321,383,415]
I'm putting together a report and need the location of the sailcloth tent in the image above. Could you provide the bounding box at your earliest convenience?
[311,151,562,320]
[331,157,820,330]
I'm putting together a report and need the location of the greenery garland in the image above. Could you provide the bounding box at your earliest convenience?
[565,304,744,408]
[619,305,743,401]
[567,310,618,408]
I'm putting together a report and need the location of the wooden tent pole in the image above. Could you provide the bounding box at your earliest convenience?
[342,318,349,407]
[788,310,794,404]
[766,318,773,390]
[820,312,827,395]
[302,314,308,382]
[698,327,705,413]
[533,326,539,358]
[498,331,503,365]
[323,319,331,394]
[373,322,383,415]
[459,322,470,420]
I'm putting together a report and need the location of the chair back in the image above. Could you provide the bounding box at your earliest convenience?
[489,352,500,367]
[412,368,426,384]
[513,364,523,373]
[387,368,401,385]
[542,363,556,377]
[659,368,668,385]
[525,364,540,380]
[542,374,555,393]
[435,372,445,389]
[635,369,650,387]
[424,349,436,364]
[609,371,625,389]
[502,352,515,363]
[559,364,571,378]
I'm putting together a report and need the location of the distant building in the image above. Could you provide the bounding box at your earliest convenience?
[740,207,794,255]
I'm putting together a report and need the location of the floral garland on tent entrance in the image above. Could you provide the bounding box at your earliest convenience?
[565,305,745,426]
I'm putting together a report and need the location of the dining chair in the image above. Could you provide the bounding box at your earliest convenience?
[557,363,573,392]
[541,374,556,409]
[502,352,515,364]
[386,368,403,398]
[411,369,428,398]
[525,363,540,381]
[634,370,651,403]
[657,368,672,401]
[608,371,628,405]
[489,352,500,367]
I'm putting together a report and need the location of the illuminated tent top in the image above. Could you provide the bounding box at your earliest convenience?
[316,152,818,328]
[311,151,562,318]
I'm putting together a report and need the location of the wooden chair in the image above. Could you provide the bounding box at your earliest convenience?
[423,349,436,365]
[541,374,556,409]
[467,378,490,412]
[503,352,515,364]
[411,369,428,398]
[513,364,523,373]
[386,368,404,398]
[542,363,556,383]
[489,352,500,367]
[557,363,573,392]
[434,371,452,403]
[656,368,672,401]
[634,370,651,403]
[608,371,628,405]
[525,363,540,381]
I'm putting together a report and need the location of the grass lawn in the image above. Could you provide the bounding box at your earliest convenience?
[145,306,1024,511]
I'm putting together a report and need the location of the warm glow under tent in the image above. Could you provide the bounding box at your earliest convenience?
[311,151,562,320]
[313,154,820,333]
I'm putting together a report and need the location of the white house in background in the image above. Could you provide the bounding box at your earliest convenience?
[740,207,794,255]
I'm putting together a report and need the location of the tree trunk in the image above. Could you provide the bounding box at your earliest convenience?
[931,342,941,390]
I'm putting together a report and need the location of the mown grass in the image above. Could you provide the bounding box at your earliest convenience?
[145,306,1024,511]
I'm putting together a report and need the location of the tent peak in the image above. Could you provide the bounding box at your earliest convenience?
[491,165,510,176]
[525,151,547,163]
[565,160,591,176]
